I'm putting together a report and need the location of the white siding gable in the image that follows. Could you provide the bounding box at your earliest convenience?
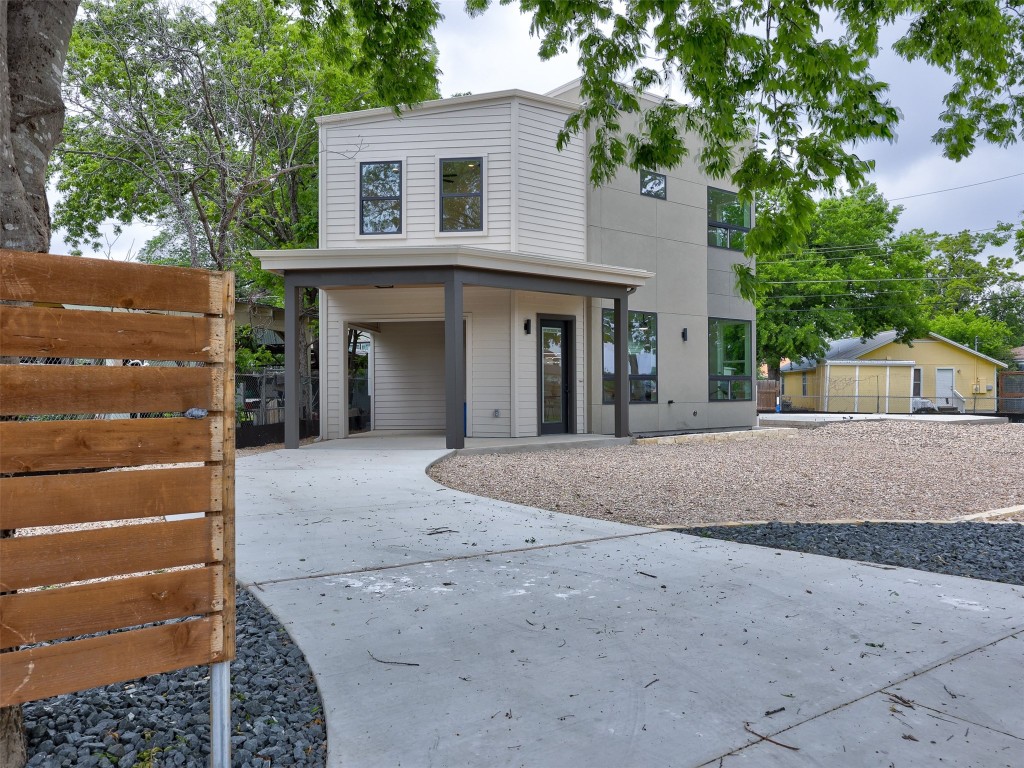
[318,94,587,261]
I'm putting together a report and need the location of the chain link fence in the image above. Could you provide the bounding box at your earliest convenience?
[235,367,319,447]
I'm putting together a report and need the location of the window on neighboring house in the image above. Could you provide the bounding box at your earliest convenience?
[708,318,752,401]
[440,157,483,232]
[801,372,808,397]
[602,309,658,404]
[640,170,667,200]
[913,367,923,398]
[360,161,402,234]
[707,187,751,251]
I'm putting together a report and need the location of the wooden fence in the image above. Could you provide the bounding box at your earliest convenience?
[0,250,235,708]
[756,380,779,412]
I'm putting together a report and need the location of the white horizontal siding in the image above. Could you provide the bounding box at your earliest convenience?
[515,102,587,261]
[373,322,445,431]
[321,103,514,250]
[321,287,512,437]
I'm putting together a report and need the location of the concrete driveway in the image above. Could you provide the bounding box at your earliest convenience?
[236,436,1024,768]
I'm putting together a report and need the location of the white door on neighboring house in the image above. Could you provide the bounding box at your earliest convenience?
[936,367,955,406]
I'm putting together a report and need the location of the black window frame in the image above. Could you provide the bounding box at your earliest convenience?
[707,187,751,251]
[640,170,667,200]
[708,317,753,402]
[359,160,403,235]
[602,309,658,405]
[439,156,484,233]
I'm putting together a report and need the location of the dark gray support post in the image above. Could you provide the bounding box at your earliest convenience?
[613,293,629,438]
[444,271,466,449]
[284,276,302,449]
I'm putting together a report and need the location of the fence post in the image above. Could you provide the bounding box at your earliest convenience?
[210,661,231,768]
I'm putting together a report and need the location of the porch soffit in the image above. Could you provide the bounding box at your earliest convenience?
[252,246,654,291]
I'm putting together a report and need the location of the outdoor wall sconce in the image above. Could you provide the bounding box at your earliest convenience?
[524,318,532,335]
[681,328,688,342]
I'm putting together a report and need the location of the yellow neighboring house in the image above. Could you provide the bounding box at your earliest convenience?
[780,331,1008,414]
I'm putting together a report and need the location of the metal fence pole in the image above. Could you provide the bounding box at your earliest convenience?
[210,661,231,767]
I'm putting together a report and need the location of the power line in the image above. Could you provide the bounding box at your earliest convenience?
[755,226,1005,262]
[889,172,1024,202]
[761,276,948,285]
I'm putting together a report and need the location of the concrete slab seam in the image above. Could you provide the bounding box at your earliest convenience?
[244,529,661,589]
[697,627,1024,766]
[956,504,1024,522]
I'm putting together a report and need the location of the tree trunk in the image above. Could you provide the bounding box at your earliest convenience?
[1,3,78,765]
[0,0,79,252]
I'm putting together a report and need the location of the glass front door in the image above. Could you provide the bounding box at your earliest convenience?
[539,318,572,434]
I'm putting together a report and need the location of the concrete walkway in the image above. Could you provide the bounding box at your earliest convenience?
[236,437,1024,768]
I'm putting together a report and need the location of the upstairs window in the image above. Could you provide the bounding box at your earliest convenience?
[360,161,402,235]
[640,170,667,200]
[602,309,658,404]
[440,157,483,232]
[709,318,752,401]
[707,187,751,251]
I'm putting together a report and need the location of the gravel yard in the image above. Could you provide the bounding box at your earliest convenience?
[430,421,1024,527]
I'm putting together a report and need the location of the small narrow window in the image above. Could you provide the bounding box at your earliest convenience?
[440,157,483,232]
[602,310,658,404]
[640,170,667,200]
[912,367,922,398]
[360,161,402,235]
[708,318,752,401]
[707,187,751,251]
[801,372,808,397]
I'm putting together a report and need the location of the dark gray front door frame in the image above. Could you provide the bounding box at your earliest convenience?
[283,266,630,450]
[537,315,575,435]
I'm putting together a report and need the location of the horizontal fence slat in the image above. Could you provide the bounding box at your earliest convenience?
[0,306,224,361]
[0,567,223,647]
[0,365,223,416]
[0,250,224,314]
[0,466,220,529]
[0,417,221,473]
[0,517,222,591]
[0,618,220,707]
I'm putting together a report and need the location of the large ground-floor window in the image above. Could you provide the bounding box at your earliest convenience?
[602,309,658,404]
[709,318,752,401]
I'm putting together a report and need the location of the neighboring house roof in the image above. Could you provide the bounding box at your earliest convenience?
[780,331,1009,372]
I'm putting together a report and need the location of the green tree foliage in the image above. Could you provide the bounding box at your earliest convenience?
[923,224,1021,313]
[308,0,1023,253]
[928,310,1015,362]
[53,0,439,299]
[745,185,1023,370]
[744,185,933,374]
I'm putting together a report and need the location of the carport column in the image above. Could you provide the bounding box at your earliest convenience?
[614,293,629,438]
[284,275,302,449]
[444,271,466,449]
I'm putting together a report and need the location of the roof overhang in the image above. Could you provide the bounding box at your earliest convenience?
[315,89,578,128]
[253,246,654,291]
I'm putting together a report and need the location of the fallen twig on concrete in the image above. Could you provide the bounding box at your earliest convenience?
[367,651,420,667]
[743,723,799,751]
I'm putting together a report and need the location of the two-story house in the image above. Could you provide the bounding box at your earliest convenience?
[255,81,757,449]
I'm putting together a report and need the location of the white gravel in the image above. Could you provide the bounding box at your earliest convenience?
[429,421,1024,527]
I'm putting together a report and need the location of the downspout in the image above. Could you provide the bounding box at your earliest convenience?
[823,362,831,412]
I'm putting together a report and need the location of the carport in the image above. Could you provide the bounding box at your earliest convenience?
[254,246,653,449]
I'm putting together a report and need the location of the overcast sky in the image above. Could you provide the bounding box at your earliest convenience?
[53,1,1023,260]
